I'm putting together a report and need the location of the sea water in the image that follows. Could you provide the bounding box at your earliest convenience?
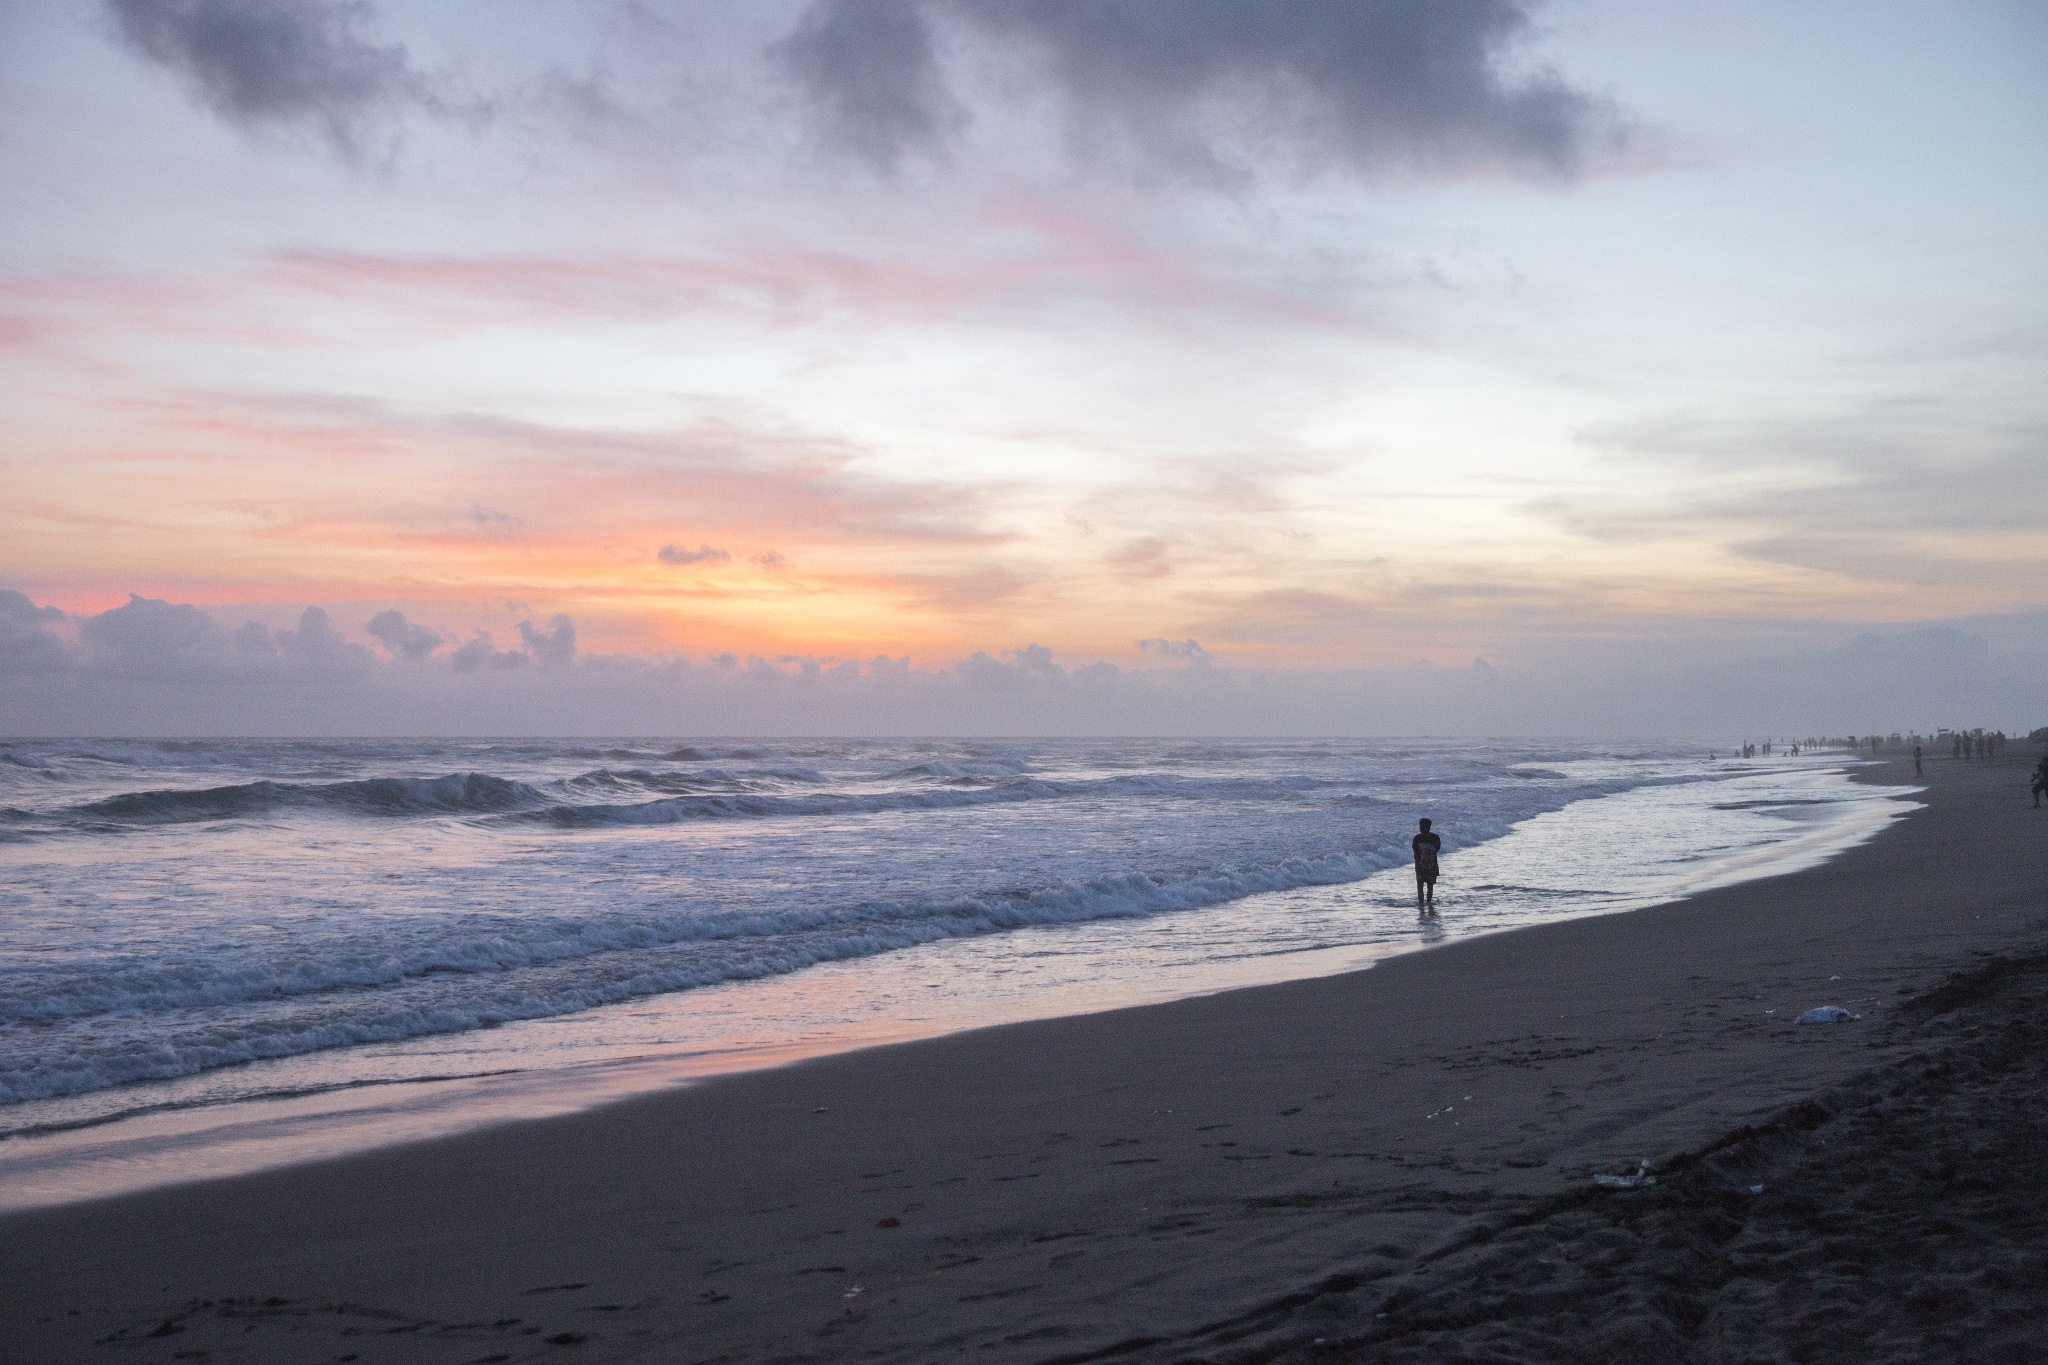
[0,738,1914,1207]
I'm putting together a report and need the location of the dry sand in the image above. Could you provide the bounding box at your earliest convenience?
[4,755,2044,1364]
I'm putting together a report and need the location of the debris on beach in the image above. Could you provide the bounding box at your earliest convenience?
[1592,1160,1656,1190]
[1795,1005,1860,1023]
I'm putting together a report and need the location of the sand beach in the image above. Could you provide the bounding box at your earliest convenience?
[4,753,2043,1364]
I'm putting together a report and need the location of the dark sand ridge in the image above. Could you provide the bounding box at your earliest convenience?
[4,756,2043,1363]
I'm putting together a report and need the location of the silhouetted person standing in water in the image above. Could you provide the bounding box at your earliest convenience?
[1412,818,1442,914]
[2032,756,2047,809]
[1914,744,1923,776]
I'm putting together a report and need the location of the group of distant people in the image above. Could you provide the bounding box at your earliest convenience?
[1951,731,2008,762]
[1407,729,2047,918]
[1732,741,1802,757]
[1898,729,2043,806]
[1734,730,2017,766]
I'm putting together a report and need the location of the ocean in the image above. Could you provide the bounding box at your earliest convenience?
[0,737,1914,1208]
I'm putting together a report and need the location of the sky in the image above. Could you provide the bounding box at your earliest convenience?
[2,0,2044,736]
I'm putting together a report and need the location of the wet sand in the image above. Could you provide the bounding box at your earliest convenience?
[4,755,2043,1363]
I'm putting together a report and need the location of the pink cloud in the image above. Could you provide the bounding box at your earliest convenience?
[261,198,1348,332]
[51,392,1011,566]
[6,385,1057,659]
[0,270,329,354]
[1,196,1351,378]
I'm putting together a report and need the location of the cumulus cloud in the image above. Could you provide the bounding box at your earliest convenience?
[62,595,375,682]
[274,606,364,669]
[0,590,70,677]
[78,593,235,677]
[774,0,1628,183]
[3,590,2042,738]
[450,631,528,673]
[365,608,443,661]
[104,0,450,157]
[233,620,274,656]
[953,642,1095,691]
[517,614,577,667]
[658,542,732,566]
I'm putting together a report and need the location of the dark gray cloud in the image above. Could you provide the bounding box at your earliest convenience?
[98,1,1625,182]
[365,609,442,661]
[658,543,732,566]
[104,0,442,155]
[469,505,523,537]
[774,0,1624,181]
[1137,636,1210,661]
[770,0,963,173]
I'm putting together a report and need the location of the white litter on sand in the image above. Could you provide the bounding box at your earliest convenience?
[1593,1160,1656,1190]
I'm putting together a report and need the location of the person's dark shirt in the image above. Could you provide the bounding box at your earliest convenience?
[1412,830,1441,865]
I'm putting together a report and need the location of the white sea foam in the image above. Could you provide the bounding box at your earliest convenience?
[0,739,1904,1131]
[0,841,1443,1104]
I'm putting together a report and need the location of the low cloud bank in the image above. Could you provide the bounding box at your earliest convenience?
[1,590,2041,738]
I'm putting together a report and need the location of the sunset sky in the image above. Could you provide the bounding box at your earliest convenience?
[3,1,2044,734]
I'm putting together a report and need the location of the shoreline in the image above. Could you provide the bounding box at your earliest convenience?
[4,754,2041,1362]
[0,758,1910,1212]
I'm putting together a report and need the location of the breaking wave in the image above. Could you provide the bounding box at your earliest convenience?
[3,735,1827,1118]
[0,841,1423,1103]
[71,773,545,825]
[30,768,1378,833]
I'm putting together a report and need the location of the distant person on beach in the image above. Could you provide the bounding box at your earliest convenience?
[1914,744,1923,776]
[1412,818,1442,914]
[2032,757,2047,809]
